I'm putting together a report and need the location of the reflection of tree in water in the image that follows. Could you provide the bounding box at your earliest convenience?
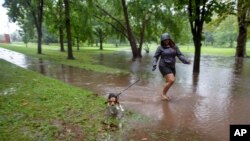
[233,57,244,75]
[38,58,45,74]
[230,57,248,94]
[192,72,199,94]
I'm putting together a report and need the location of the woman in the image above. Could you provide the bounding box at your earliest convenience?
[152,33,190,101]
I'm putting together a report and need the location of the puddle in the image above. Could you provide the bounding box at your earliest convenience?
[0,87,16,95]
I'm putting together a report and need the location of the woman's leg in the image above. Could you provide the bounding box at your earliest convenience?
[161,73,175,100]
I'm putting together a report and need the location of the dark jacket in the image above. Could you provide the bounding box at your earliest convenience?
[152,45,189,67]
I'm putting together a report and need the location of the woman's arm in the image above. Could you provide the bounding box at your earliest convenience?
[176,46,190,64]
[152,46,161,70]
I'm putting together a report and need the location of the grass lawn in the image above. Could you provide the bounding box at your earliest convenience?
[0,59,106,140]
[0,60,146,140]
[0,42,130,74]
[180,44,250,56]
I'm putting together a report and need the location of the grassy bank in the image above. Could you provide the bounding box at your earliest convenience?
[0,60,147,140]
[0,43,130,74]
[0,60,106,140]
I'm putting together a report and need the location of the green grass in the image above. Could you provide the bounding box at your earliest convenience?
[0,60,148,140]
[0,60,107,140]
[0,42,130,74]
[179,45,250,56]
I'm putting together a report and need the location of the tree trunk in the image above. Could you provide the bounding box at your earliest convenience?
[193,33,202,73]
[59,27,65,52]
[99,36,103,50]
[188,0,205,73]
[76,36,80,51]
[32,0,44,54]
[236,0,248,57]
[121,0,139,60]
[191,20,203,73]
[138,13,147,57]
[37,28,42,54]
[236,23,247,57]
[64,0,74,59]
[99,29,103,50]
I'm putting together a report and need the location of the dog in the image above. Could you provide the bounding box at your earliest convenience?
[105,93,124,119]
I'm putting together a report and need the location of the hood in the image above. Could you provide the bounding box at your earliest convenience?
[160,33,171,41]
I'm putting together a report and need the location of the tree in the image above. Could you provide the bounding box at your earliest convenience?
[3,0,44,54]
[63,0,74,59]
[95,0,139,59]
[205,15,237,47]
[121,0,139,59]
[176,0,234,73]
[93,25,108,50]
[44,0,65,52]
[18,18,35,47]
[95,0,187,60]
[15,13,35,47]
[70,0,94,51]
[235,0,250,57]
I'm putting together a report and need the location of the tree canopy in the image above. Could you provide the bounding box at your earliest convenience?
[3,0,248,72]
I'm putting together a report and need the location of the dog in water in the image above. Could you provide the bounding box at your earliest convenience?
[106,93,124,119]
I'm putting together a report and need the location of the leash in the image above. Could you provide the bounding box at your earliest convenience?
[117,78,140,96]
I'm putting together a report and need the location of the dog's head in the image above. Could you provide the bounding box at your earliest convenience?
[106,93,124,118]
[106,93,119,106]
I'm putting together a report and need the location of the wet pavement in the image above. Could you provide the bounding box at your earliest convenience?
[1,47,250,141]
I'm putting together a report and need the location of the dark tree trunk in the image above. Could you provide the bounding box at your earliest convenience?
[59,27,65,52]
[76,36,80,51]
[121,0,139,60]
[191,20,203,73]
[138,14,147,56]
[99,29,103,50]
[188,0,206,73]
[236,23,247,57]
[192,30,202,73]
[236,0,248,57]
[37,28,42,54]
[99,36,103,50]
[38,0,43,54]
[31,0,44,54]
[64,0,74,59]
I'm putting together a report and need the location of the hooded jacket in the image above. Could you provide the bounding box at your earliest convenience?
[152,33,189,67]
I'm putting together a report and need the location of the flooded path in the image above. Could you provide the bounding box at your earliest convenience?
[1,47,250,141]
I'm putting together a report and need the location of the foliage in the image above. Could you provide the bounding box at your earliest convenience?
[42,27,58,44]
[3,0,44,54]
[3,0,35,45]
[173,0,235,72]
[4,0,248,59]
[205,15,238,47]
[44,0,64,36]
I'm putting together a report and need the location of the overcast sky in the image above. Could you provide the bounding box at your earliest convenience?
[0,0,19,34]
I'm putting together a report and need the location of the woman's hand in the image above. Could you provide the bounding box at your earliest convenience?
[152,65,157,71]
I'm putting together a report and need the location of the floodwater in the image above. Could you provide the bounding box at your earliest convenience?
[1,47,250,141]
